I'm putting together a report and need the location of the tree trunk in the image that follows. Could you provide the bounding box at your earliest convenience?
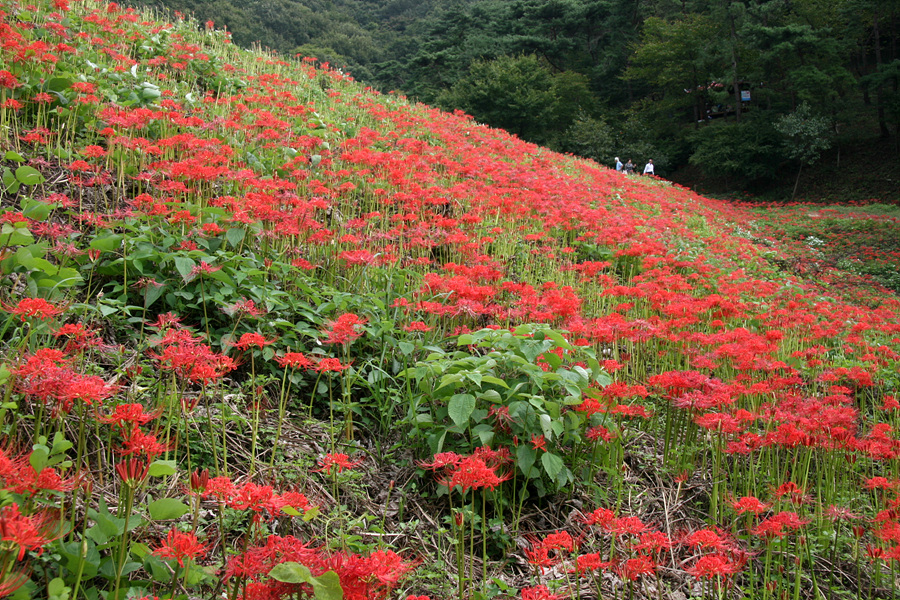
[731,14,742,122]
[874,8,891,137]
[792,162,803,201]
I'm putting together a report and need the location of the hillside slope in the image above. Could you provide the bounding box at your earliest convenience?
[2,2,900,599]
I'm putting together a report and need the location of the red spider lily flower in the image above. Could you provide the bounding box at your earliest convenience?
[186,261,222,281]
[618,554,658,580]
[97,403,163,433]
[864,476,898,490]
[728,495,771,515]
[751,511,810,539]
[585,426,615,442]
[313,453,362,475]
[773,481,808,505]
[115,458,150,487]
[403,321,432,332]
[271,491,312,517]
[148,312,183,331]
[153,528,207,567]
[530,434,547,452]
[221,297,266,318]
[314,357,350,373]
[322,313,367,345]
[824,505,861,522]
[683,528,731,551]
[0,448,76,497]
[119,429,170,460]
[633,530,672,554]
[232,332,276,350]
[81,145,106,158]
[202,476,237,501]
[0,504,62,560]
[3,297,64,321]
[417,452,463,470]
[276,351,315,369]
[571,551,612,574]
[520,585,564,600]
[151,339,236,382]
[541,530,575,553]
[53,322,104,352]
[438,454,511,493]
[472,445,513,468]
[687,553,743,579]
[609,515,647,536]
[0,71,21,88]
[524,542,557,573]
[584,507,617,529]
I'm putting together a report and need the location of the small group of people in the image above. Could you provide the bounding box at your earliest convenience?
[615,157,654,176]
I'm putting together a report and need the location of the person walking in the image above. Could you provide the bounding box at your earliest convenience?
[643,159,654,176]
[615,157,623,172]
[624,159,634,174]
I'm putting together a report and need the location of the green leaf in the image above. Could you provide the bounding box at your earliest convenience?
[143,282,166,308]
[269,562,314,584]
[447,393,476,428]
[47,577,71,600]
[21,200,52,222]
[225,227,245,248]
[457,334,475,346]
[174,256,196,282]
[480,375,509,388]
[90,234,123,252]
[15,165,45,186]
[0,223,34,246]
[541,452,565,481]
[148,498,190,520]
[269,563,343,600]
[2,168,19,193]
[516,444,536,475]
[472,423,494,446]
[148,459,177,477]
[4,151,25,162]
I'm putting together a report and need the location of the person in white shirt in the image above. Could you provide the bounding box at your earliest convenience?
[643,159,654,175]
[615,157,623,171]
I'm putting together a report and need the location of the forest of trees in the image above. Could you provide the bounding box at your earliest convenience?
[143,0,900,196]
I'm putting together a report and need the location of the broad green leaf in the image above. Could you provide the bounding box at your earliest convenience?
[0,223,34,246]
[148,498,190,520]
[472,423,494,446]
[447,393,476,428]
[143,282,166,308]
[541,452,565,480]
[15,165,45,186]
[47,77,73,92]
[4,151,25,162]
[480,375,509,388]
[2,168,19,193]
[174,256,196,282]
[21,199,52,221]
[225,227,245,248]
[457,334,475,346]
[90,234,123,252]
[516,443,536,475]
[269,562,314,584]
[148,459,177,477]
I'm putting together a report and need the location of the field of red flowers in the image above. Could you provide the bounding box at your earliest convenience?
[2,1,900,599]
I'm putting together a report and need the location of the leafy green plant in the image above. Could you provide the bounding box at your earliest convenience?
[402,324,611,496]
